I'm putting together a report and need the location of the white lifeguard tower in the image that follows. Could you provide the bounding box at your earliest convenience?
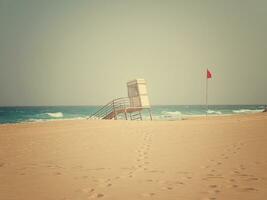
[127,79,150,108]
[89,79,152,120]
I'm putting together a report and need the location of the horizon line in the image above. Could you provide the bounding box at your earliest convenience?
[0,104,266,107]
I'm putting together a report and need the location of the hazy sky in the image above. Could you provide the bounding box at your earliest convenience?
[0,0,266,106]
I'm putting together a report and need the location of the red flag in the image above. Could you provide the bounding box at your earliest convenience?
[207,69,212,79]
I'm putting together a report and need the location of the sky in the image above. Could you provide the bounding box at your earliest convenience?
[0,0,266,106]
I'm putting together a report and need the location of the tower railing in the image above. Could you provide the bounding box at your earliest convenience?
[89,97,130,119]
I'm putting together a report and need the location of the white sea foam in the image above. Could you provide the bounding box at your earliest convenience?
[233,109,264,114]
[89,116,102,120]
[46,112,63,118]
[161,111,183,120]
[207,110,222,115]
[67,117,87,121]
[27,118,47,122]
[26,116,86,123]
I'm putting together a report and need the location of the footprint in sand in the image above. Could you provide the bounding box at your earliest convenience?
[174,181,184,185]
[204,197,217,200]
[82,188,105,199]
[238,174,250,177]
[106,183,112,187]
[239,187,257,192]
[161,186,173,190]
[141,193,155,197]
[232,184,238,188]
[239,165,246,170]
[89,193,104,199]
[95,178,113,187]
[82,188,95,193]
[203,174,224,180]
[213,189,220,194]
[0,163,5,167]
[128,174,134,178]
[233,170,240,175]
[209,185,217,188]
[246,177,259,181]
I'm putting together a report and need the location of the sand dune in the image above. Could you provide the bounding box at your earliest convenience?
[0,113,267,200]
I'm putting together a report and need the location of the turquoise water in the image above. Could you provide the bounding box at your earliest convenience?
[0,105,265,124]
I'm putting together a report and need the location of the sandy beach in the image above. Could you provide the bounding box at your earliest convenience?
[1,113,267,200]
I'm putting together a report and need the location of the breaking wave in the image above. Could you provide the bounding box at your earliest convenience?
[161,111,183,120]
[27,118,48,123]
[46,112,63,118]
[207,110,222,115]
[233,109,264,114]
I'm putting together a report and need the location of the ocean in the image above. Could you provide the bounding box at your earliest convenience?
[0,105,265,124]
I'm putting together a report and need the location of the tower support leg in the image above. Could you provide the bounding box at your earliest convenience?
[124,110,128,120]
[148,109,152,121]
[139,111,142,121]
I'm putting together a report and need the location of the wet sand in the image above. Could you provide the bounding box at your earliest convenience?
[0,113,267,200]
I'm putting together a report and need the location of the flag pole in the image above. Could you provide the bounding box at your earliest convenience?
[206,69,208,117]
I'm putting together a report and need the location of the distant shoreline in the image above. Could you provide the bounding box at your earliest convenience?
[0,105,265,125]
[0,111,265,126]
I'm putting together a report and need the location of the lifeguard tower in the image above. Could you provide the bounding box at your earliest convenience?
[89,79,152,120]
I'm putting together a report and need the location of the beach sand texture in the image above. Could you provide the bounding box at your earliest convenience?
[0,113,267,200]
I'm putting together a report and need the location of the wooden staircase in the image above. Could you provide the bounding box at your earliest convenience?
[88,97,150,120]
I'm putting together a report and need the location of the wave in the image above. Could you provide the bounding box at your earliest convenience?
[161,111,183,120]
[207,110,222,115]
[46,112,63,118]
[27,118,48,123]
[26,116,86,123]
[233,109,264,114]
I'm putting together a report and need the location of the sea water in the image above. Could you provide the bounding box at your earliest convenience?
[0,105,265,124]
